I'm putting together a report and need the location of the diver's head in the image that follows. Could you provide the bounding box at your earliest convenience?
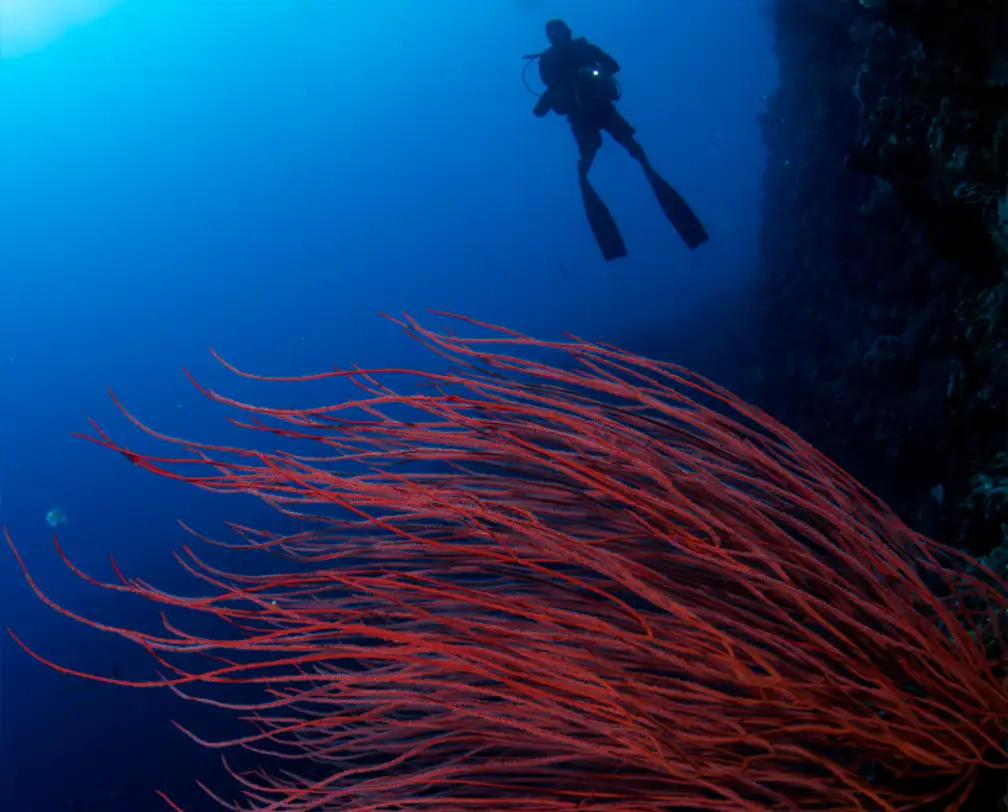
[545,19,572,46]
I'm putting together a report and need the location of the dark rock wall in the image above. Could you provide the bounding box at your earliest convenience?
[758,0,1008,557]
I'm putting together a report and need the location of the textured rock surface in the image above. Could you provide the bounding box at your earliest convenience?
[757,0,1008,568]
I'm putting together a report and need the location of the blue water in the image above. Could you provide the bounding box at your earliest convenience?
[0,2,774,809]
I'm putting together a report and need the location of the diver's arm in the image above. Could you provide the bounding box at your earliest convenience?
[533,89,553,117]
[537,53,557,89]
[533,54,558,117]
[588,44,620,74]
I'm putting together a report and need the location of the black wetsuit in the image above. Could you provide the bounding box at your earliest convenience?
[531,32,709,260]
[533,37,637,165]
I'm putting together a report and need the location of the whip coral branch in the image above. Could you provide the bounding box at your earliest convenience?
[7,312,1008,811]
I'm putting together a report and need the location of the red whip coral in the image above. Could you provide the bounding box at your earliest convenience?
[7,313,1008,811]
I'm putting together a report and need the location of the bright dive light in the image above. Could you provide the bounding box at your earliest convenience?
[0,0,124,57]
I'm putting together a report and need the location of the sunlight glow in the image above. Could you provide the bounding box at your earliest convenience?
[0,0,125,57]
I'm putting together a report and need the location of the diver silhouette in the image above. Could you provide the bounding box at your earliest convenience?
[524,19,709,260]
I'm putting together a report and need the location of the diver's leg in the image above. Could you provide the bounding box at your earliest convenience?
[601,107,649,168]
[571,120,626,260]
[606,110,709,250]
[571,115,601,182]
[626,137,652,170]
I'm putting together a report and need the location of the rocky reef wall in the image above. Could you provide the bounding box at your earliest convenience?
[758,0,1008,560]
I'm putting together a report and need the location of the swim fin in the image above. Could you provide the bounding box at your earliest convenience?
[643,165,709,250]
[580,178,627,261]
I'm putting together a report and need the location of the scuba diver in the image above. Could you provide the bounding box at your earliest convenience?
[524,19,709,261]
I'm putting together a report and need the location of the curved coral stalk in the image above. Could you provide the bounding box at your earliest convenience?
[7,313,1008,811]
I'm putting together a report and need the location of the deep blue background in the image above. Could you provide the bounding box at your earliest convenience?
[0,2,775,809]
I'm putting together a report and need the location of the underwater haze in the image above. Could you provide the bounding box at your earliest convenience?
[0,1,774,810]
